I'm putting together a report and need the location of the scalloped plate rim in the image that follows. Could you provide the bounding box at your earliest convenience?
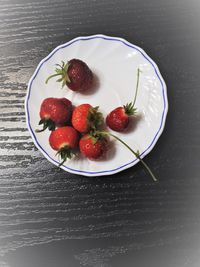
[25,34,168,177]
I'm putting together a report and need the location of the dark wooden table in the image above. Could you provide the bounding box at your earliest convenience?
[0,0,200,266]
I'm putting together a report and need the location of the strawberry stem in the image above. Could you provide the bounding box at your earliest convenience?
[111,133,157,182]
[88,106,103,131]
[124,68,141,116]
[35,128,47,133]
[56,146,74,167]
[96,130,157,182]
[132,68,141,107]
[35,118,55,132]
[45,61,70,87]
[45,73,61,84]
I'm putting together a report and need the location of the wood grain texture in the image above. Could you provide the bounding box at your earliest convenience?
[0,0,200,266]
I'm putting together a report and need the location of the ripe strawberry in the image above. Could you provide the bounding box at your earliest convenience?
[106,68,141,132]
[106,104,135,132]
[79,134,107,160]
[49,126,79,165]
[36,97,72,132]
[46,59,93,91]
[72,104,103,133]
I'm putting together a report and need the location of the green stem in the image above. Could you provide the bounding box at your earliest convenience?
[56,146,74,167]
[99,131,157,182]
[132,68,141,107]
[58,157,66,167]
[35,125,48,133]
[45,73,61,84]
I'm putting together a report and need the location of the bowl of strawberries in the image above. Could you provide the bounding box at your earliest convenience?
[25,34,168,179]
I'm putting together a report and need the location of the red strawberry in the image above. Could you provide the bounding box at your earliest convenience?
[72,104,103,133]
[106,68,141,132]
[79,134,107,160]
[106,104,136,132]
[49,126,79,165]
[36,97,72,132]
[46,59,93,91]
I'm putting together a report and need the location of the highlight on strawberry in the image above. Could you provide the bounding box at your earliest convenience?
[106,68,141,132]
[49,126,79,166]
[36,97,72,132]
[72,104,103,133]
[45,59,93,91]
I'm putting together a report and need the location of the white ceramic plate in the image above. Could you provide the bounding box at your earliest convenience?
[25,34,168,177]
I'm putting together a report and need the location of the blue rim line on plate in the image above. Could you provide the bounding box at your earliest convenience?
[25,34,168,176]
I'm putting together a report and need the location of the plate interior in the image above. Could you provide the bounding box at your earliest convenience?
[26,35,167,176]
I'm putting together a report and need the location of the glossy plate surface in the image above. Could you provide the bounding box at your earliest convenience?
[25,34,168,176]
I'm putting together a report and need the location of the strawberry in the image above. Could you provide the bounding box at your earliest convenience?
[49,126,79,165]
[46,59,93,91]
[106,68,141,132]
[72,104,103,133]
[36,97,72,132]
[106,105,134,132]
[79,134,107,160]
